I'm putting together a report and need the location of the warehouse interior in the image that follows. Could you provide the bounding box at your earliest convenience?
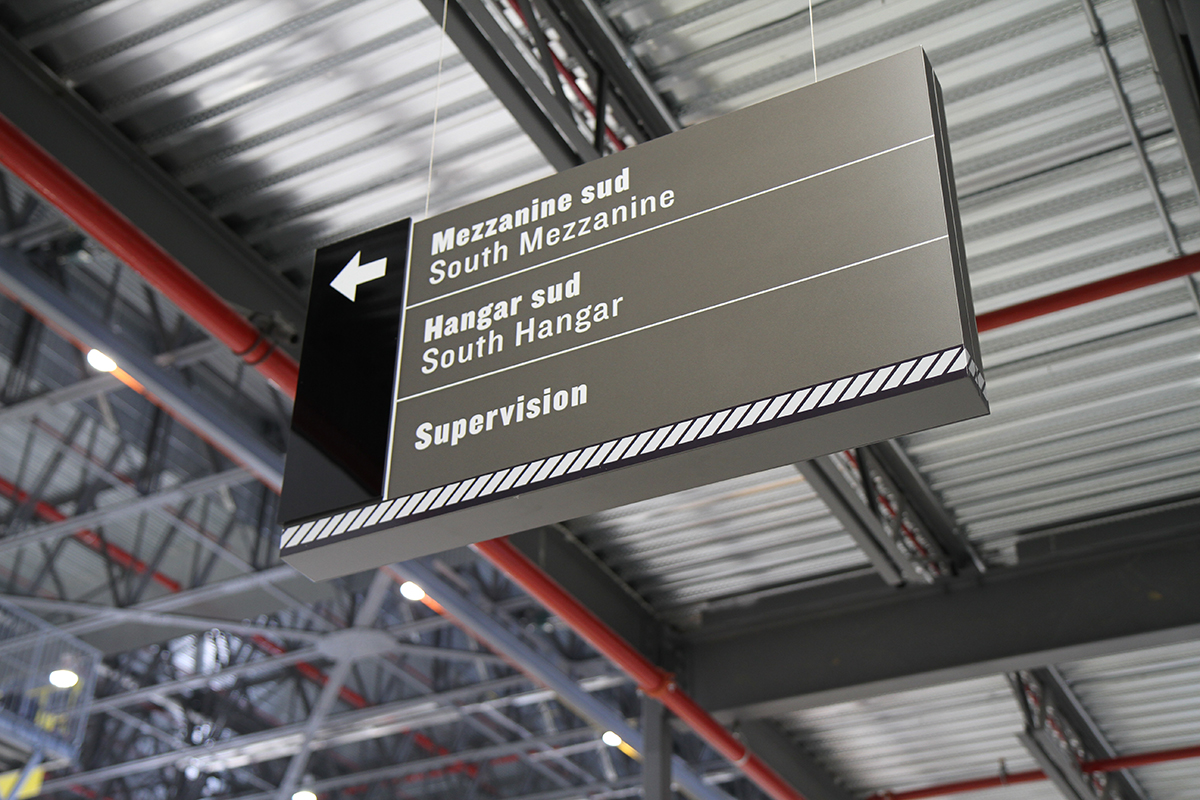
[0,0,1199,799]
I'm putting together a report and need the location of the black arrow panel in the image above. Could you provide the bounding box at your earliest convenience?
[279,219,411,526]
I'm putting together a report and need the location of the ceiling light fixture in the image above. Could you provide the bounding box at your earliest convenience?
[399,581,426,601]
[601,730,622,747]
[49,669,79,689]
[86,349,118,372]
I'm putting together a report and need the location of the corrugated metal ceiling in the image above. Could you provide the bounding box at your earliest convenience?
[779,675,1063,799]
[2,0,1200,797]
[6,0,553,282]
[1061,639,1200,800]
[578,0,1200,595]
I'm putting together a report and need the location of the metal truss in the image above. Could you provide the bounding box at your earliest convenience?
[0,166,645,798]
[796,447,981,588]
[24,553,763,800]
[0,186,759,800]
[423,0,676,170]
[1010,668,1151,800]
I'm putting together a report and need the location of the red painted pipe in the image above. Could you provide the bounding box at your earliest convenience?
[869,768,1046,799]
[976,251,1200,332]
[869,742,1200,799]
[0,114,299,397]
[0,470,490,781]
[1081,742,1200,774]
[0,475,182,593]
[7,100,1200,800]
[474,537,807,800]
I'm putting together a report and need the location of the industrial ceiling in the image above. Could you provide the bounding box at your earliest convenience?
[0,0,1198,799]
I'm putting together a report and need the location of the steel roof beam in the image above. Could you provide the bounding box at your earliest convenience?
[89,647,321,712]
[40,669,625,790]
[224,730,631,800]
[40,717,586,792]
[507,525,671,666]
[385,561,733,800]
[1080,0,1183,258]
[0,468,249,557]
[863,440,987,574]
[549,0,679,138]
[1132,0,1200,201]
[0,28,307,348]
[686,505,1200,719]
[736,720,855,800]
[0,246,286,490]
[0,597,325,646]
[417,0,594,170]
[795,458,908,586]
[1032,667,1152,800]
[0,338,224,428]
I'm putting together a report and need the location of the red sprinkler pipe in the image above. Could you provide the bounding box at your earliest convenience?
[0,114,299,397]
[473,537,807,800]
[868,743,1200,799]
[1081,743,1200,774]
[976,251,1200,332]
[7,101,1200,800]
[869,768,1046,799]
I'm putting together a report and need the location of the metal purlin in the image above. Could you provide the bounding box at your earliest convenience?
[6,73,1200,800]
[1077,0,1200,317]
[384,561,734,800]
[0,111,809,800]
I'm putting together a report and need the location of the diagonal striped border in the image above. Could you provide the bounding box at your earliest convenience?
[281,345,984,553]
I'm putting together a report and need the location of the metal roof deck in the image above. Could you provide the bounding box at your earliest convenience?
[1,0,1199,797]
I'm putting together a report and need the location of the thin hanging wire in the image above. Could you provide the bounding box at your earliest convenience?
[425,0,451,217]
[809,0,817,81]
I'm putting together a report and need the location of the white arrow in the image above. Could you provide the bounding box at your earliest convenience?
[330,251,388,301]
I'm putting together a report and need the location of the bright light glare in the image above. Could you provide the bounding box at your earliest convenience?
[49,669,79,689]
[292,791,317,800]
[601,730,622,747]
[399,581,426,601]
[86,349,118,372]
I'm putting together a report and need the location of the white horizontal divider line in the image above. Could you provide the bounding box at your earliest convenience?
[406,134,936,311]
[282,345,976,554]
[398,235,949,405]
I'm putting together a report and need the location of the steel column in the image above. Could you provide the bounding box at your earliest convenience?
[641,698,671,800]
[471,539,808,800]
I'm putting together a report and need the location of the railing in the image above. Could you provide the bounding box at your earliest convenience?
[0,599,99,763]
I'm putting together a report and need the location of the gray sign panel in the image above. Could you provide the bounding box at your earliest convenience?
[282,47,988,581]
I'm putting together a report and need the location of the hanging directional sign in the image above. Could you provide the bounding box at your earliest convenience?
[279,48,988,581]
